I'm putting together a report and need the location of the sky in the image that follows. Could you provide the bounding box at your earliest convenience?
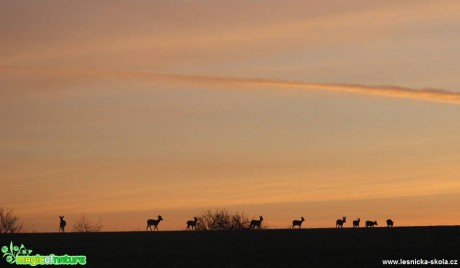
[1,0,460,232]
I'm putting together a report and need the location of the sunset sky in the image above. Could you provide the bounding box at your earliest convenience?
[1,0,460,232]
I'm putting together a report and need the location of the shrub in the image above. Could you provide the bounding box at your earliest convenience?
[72,216,103,232]
[0,208,25,233]
[196,209,250,231]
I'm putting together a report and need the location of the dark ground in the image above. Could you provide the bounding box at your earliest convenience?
[1,226,459,267]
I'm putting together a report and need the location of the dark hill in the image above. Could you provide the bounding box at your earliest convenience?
[1,226,459,267]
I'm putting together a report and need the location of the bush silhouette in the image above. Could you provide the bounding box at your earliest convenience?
[196,209,250,231]
[0,207,25,233]
[73,216,103,232]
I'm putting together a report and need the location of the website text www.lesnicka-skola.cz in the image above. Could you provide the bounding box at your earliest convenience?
[382,258,458,265]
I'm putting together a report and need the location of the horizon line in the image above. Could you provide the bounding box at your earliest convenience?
[3,225,460,235]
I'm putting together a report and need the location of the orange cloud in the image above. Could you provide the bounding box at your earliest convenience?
[2,65,460,104]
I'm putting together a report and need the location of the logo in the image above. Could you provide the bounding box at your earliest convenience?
[2,242,86,266]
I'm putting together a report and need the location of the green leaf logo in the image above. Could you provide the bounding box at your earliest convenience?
[2,242,33,264]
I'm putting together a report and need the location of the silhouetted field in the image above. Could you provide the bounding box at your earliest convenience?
[1,226,459,267]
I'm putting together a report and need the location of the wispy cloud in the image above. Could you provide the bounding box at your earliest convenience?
[2,65,460,104]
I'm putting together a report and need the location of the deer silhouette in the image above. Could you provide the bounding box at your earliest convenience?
[386,219,394,227]
[249,216,263,230]
[365,220,378,227]
[59,216,66,233]
[353,218,360,228]
[186,217,198,230]
[146,215,164,231]
[292,217,305,229]
[336,216,346,228]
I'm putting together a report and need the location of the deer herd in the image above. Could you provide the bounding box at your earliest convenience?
[57,215,395,232]
[142,215,394,231]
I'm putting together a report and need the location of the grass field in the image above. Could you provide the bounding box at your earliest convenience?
[1,226,459,267]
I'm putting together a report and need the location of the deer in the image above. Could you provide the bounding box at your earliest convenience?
[336,216,346,228]
[353,218,360,228]
[249,216,263,230]
[292,217,305,229]
[365,220,378,227]
[59,216,66,233]
[146,215,164,231]
[386,219,394,227]
[186,217,198,230]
